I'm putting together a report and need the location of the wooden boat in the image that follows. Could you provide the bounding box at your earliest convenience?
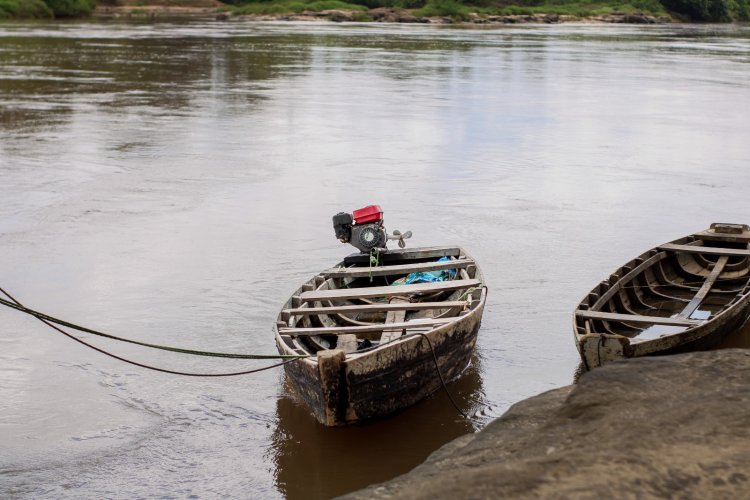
[574,223,750,370]
[274,246,486,426]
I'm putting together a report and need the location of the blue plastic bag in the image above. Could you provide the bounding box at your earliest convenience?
[393,257,457,285]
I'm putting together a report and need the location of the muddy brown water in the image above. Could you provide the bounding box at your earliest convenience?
[1,20,749,499]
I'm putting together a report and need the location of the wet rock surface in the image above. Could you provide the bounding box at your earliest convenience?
[342,349,750,499]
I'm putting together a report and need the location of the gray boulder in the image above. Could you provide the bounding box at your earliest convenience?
[342,349,750,499]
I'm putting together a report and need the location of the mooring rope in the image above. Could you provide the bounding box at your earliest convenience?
[0,286,308,377]
[415,332,469,420]
[0,288,307,360]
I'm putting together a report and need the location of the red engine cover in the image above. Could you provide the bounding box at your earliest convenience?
[352,205,383,224]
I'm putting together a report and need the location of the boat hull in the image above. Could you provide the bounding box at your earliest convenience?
[279,301,483,426]
[275,246,486,426]
[574,223,750,370]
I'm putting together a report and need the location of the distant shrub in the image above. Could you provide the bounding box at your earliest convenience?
[43,0,96,17]
[733,0,750,18]
[0,0,53,17]
[414,0,470,18]
[398,0,426,7]
[342,0,423,8]
[234,1,291,12]
[306,0,368,9]
[233,0,366,12]
[504,4,533,13]
[659,0,730,19]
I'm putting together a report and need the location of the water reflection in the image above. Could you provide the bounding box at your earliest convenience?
[270,359,484,500]
[0,32,315,137]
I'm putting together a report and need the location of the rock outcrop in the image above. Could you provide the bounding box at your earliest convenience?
[342,349,750,499]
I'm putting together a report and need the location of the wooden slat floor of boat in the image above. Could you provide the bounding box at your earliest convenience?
[343,246,461,265]
[678,255,729,319]
[659,243,750,257]
[575,310,700,326]
[283,301,468,316]
[299,279,481,302]
[382,296,409,343]
[279,317,454,336]
[324,259,473,279]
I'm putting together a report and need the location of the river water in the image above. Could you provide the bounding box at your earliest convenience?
[0,19,748,498]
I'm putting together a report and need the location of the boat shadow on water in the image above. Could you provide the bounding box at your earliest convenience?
[267,356,486,500]
[715,317,750,349]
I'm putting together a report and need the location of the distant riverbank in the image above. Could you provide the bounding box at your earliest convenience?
[94,4,672,24]
[3,0,747,23]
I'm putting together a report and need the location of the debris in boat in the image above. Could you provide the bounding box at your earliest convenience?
[391,256,458,285]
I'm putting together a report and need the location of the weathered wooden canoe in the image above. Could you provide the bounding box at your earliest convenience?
[574,223,750,370]
[274,246,486,426]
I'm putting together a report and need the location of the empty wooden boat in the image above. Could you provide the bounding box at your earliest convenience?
[274,246,486,426]
[574,223,750,370]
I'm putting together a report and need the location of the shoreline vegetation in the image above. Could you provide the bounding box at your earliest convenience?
[1,0,748,23]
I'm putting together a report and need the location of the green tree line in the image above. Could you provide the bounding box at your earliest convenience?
[226,0,749,19]
[0,0,96,18]
[1,0,747,24]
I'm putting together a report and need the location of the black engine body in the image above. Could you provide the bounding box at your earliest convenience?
[332,209,387,253]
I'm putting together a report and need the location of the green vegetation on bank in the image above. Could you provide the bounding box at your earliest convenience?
[232,0,367,14]
[228,0,747,20]
[47,0,96,16]
[661,0,748,19]
[232,0,669,18]
[412,0,667,18]
[1,0,748,23]
[0,0,52,18]
[0,0,94,18]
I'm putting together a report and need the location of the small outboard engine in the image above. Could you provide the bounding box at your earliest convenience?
[332,205,411,253]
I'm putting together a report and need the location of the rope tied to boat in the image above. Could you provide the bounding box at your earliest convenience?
[457,287,478,302]
[368,248,380,282]
[0,286,309,377]
[415,331,469,420]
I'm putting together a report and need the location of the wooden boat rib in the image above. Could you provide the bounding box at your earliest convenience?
[574,223,750,370]
[274,246,486,426]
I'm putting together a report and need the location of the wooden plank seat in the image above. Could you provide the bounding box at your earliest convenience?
[279,318,454,336]
[299,279,481,303]
[343,246,461,265]
[678,255,729,319]
[283,301,468,316]
[575,310,700,327]
[658,243,750,257]
[324,259,473,279]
